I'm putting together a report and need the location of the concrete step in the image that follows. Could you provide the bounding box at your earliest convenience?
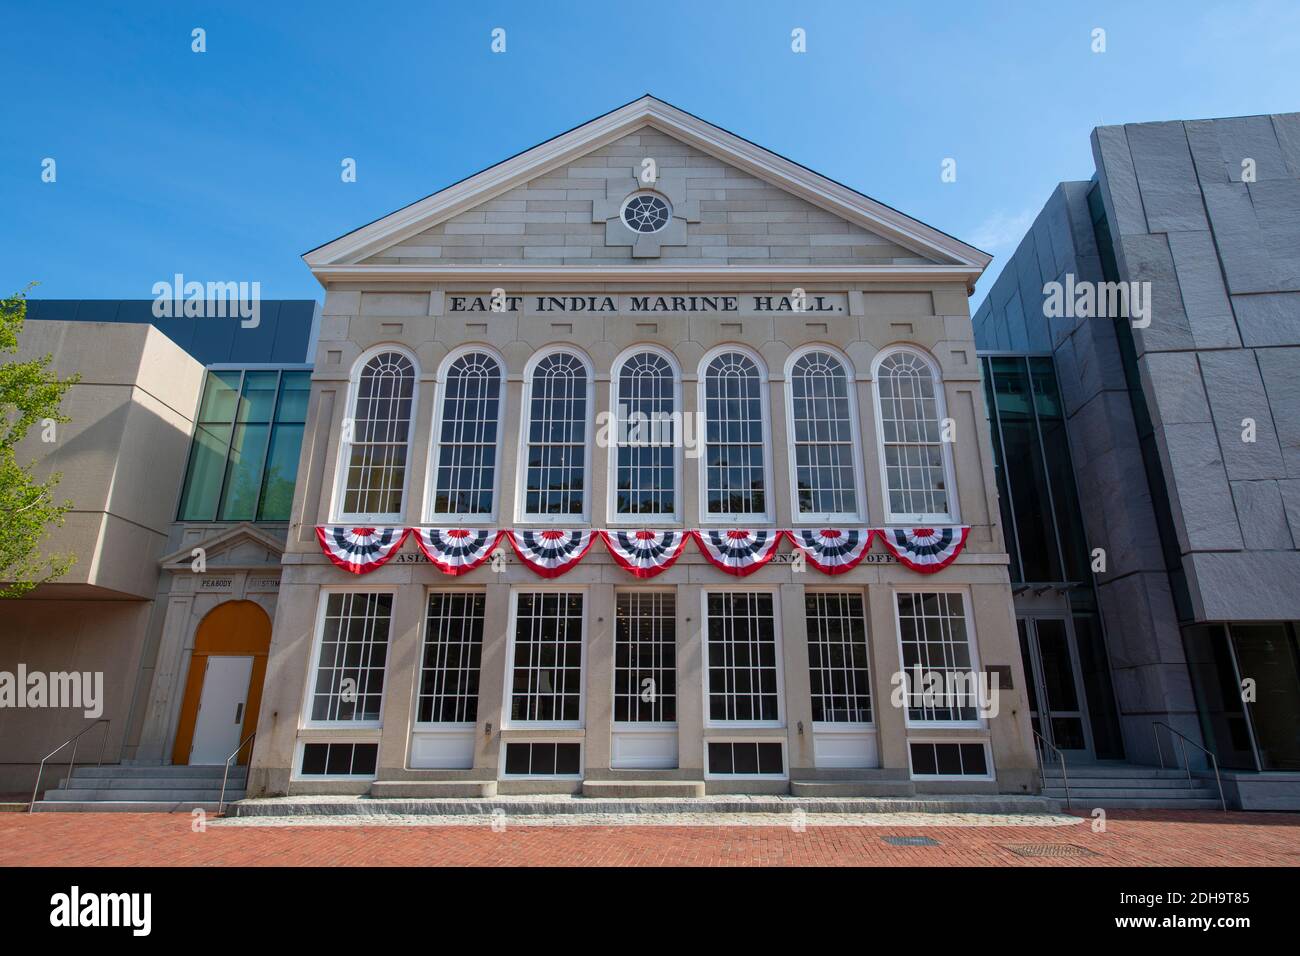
[1046,796,1225,810]
[230,793,1064,818]
[1044,786,1214,800]
[790,780,917,798]
[582,780,705,798]
[69,766,244,780]
[61,776,247,790]
[1042,766,1192,780]
[32,801,227,813]
[43,788,242,802]
[369,780,497,799]
[1044,776,1213,789]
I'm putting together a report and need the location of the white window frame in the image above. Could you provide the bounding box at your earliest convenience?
[606,345,683,527]
[906,737,995,781]
[702,738,789,781]
[611,586,679,731]
[329,344,420,524]
[514,346,595,524]
[805,586,875,732]
[411,586,487,735]
[423,345,506,524]
[300,585,396,731]
[870,345,959,525]
[497,737,585,780]
[783,345,868,525]
[696,345,775,525]
[891,586,986,730]
[501,587,588,731]
[700,586,785,730]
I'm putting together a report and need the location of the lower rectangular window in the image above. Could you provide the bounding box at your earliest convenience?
[299,742,379,776]
[909,741,990,777]
[503,742,582,776]
[707,741,784,776]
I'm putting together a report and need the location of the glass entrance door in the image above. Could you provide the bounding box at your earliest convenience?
[1018,616,1094,759]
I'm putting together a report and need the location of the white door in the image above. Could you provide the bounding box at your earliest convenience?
[189,655,254,765]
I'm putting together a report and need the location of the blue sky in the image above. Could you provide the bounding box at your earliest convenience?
[3,1,1298,305]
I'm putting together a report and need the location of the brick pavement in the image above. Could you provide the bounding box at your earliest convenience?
[0,810,1297,866]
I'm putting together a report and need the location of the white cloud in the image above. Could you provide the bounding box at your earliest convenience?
[968,208,1036,253]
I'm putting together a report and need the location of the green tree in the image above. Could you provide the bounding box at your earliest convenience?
[0,288,79,597]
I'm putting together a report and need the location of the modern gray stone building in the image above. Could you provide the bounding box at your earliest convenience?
[974,112,1300,809]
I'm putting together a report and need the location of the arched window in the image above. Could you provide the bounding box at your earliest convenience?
[521,350,591,517]
[788,348,862,520]
[700,348,770,519]
[873,347,954,523]
[337,349,416,519]
[429,350,503,517]
[611,349,678,520]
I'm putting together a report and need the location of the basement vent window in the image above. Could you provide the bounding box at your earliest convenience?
[707,741,784,776]
[300,742,378,777]
[909,741,991,778]
[503,742,582,777]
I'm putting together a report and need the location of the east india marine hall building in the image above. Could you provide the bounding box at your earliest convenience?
[246,96,1037,798]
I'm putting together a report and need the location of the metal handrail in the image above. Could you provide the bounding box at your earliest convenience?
[29,718,111,812]
[1153,721,1227,812]
[217,731,257,816]
[1031,728,1071,810]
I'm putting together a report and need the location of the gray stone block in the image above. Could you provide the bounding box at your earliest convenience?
[1197,349,1285,480]
[1031,212,1058,289]
[1279,479,1300,545]
[1210,115,1290,182]
[1074,445,1167,574]
[1005,289,1030,353]
[1229,480,1294,550]
[1092,126,1150,237]
[1232,292,1300,347]
[1201,182,1278,294]
[1185,120,1228,185]
[1157,421,1244,550]
[1060,181,1100,260]
[1141,351,1211,427]
[1255,346,1300,477]
[1273,113,1300,178]
[1165,230,1240,348]
[1186,550,1300,621]
[1118,234,1195,354]
[1061,319,1126,414]
[1125,121,1209,232]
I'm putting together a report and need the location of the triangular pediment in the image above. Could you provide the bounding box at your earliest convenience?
[304,96,989,280]
[159,523,285,572]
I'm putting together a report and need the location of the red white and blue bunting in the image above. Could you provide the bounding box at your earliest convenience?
[315,526,410,575]
[600,530,690,579]
[412,528,504,576]
[506,529,597,579]
[316,525,970,577]
[787,528,876,575]
[692,529,783,577]
[878,526,970,573]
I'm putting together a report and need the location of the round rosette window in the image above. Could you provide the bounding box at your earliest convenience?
[620,192,672,234]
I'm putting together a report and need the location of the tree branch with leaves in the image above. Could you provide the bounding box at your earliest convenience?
[0,287,79,597]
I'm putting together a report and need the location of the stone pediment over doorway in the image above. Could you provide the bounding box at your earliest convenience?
[158,523,285,574]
